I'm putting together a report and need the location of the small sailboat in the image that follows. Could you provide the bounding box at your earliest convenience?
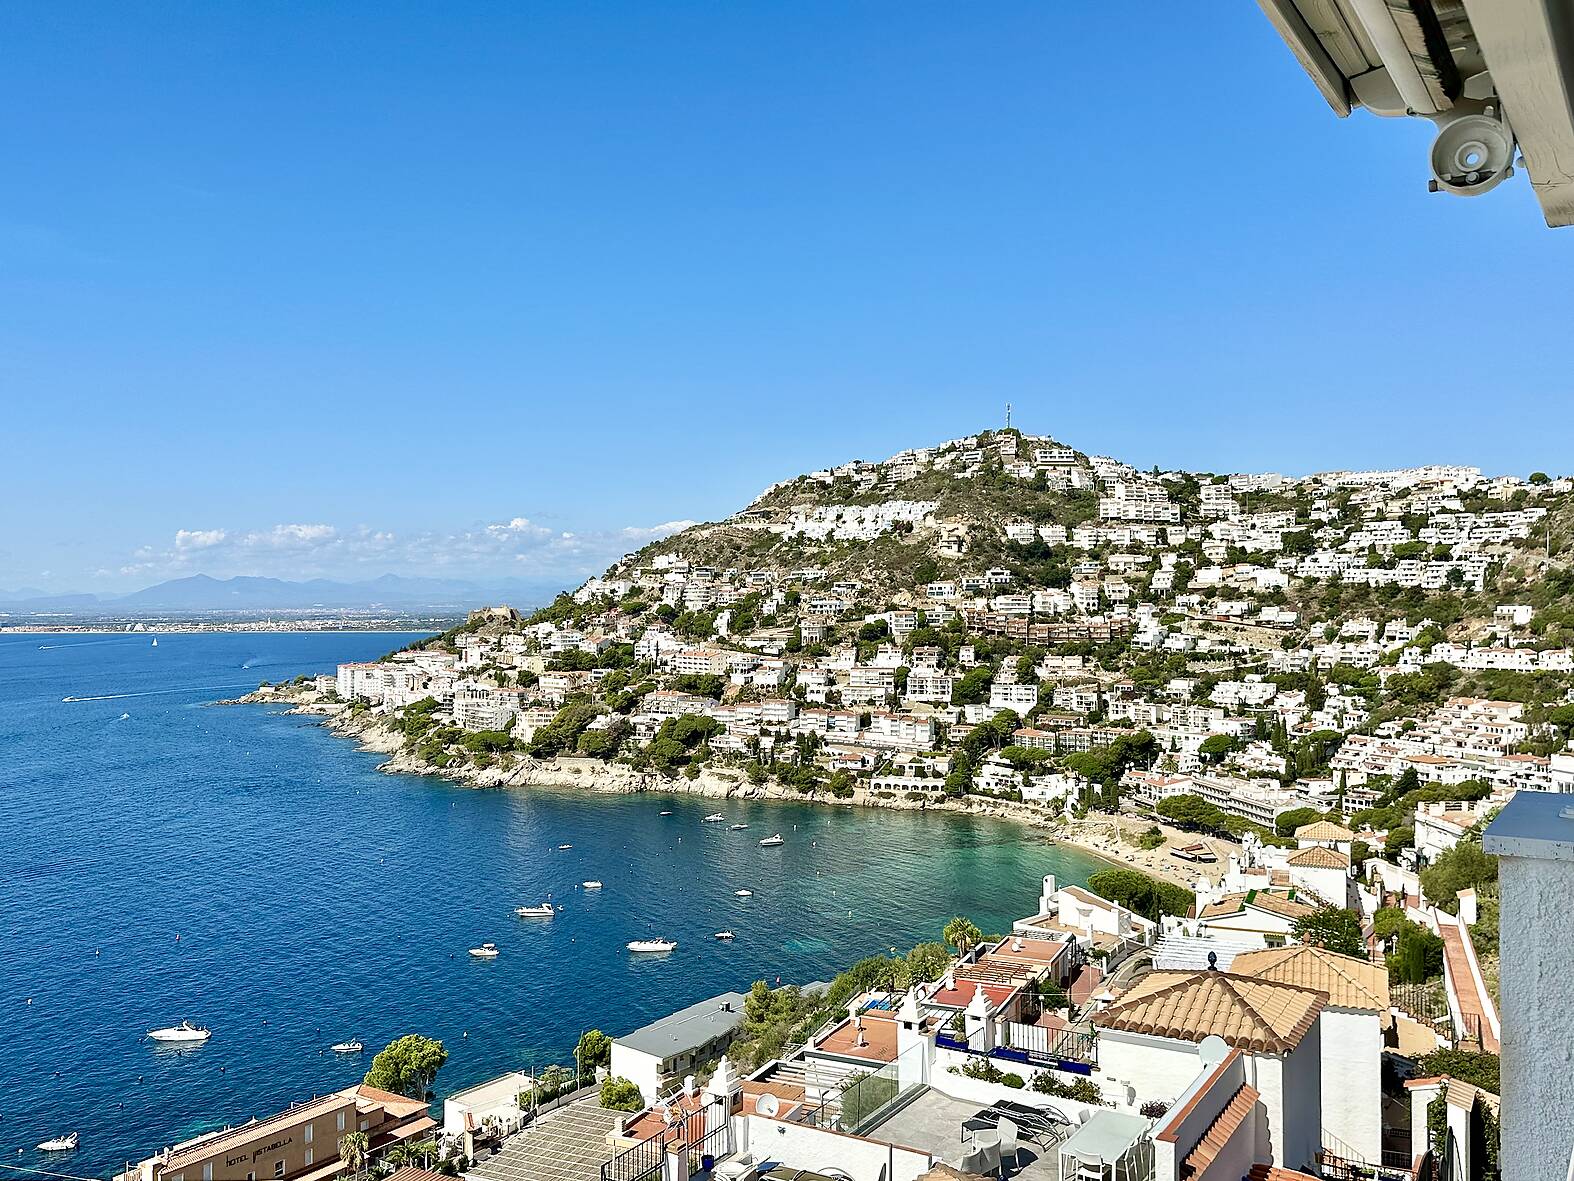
[150,638,158,647]
[330,1040,363,1053]
[734,889,754,897]
[37,1133,78,1153]
[514,903,557,917]
[714,931,735,941]
[146,1020,212,1044]
[582,880,604,890]
[468,942,500,958]
[758,833,785,847]
[728,823,749,831]
[701,814,726,823]
[627,937,677,954]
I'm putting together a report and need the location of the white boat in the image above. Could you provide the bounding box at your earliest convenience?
[734,889,753,897]
[147,1021,212,1044]
[728,823,749,831]
[714,931,735,941]
[582,880,604,890]
[469,942,500,958]
[515,903,557,917]
[330,1040,363,1053]
[150,638,158,647]
[660,810,674,816]
[627,937,677,954]
[37,1134,78,1153]
[556,843,574,850]
[759,833,785,847]
[701,814,726,823]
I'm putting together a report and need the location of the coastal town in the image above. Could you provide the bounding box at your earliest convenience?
[205,428,1574,1181]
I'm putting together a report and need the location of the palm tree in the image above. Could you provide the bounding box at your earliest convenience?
[410,1141,439,1169]
[338,1132,369,1175]
[942,916,982,955]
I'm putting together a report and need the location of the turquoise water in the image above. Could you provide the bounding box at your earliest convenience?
[1,632,1108,1176]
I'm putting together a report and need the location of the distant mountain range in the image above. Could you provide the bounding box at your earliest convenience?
[0,573,562,616]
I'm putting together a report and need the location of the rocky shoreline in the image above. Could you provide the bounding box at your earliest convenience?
[225,684,1216,887]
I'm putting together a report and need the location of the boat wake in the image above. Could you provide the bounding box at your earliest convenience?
[63,683,252,703]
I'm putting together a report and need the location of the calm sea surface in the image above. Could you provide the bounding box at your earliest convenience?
[1,632,1108,1176]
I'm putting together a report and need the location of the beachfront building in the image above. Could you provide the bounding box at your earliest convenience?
[125,1085,434,1181]
[610,991,748,1103]
[440,1071,533,1156]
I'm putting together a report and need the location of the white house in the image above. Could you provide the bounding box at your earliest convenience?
[1231,944,1391,1163]
[1093,971,1324,1171]
[610,991,748,1102]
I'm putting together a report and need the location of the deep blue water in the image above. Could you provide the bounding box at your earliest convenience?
[0,632,1108,1176]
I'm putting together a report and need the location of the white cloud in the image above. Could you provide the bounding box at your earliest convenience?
[174,528,228,550]
[118,513,697,586]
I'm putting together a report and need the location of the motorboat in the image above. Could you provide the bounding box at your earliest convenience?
[147,1021,212,1044]
[582,880,604,890]
[627,938,677,954]
[468,942,500,958]
[330,1040,363,1053]
[556,843,574,850]
[660,810,673,816]
[734,889,754,897]
[37,1134,78,1153]
[701,814,726,823]
[714,931,735,941]
[728,823,749,831]
[758,833,785,847]
[514,903,557,917]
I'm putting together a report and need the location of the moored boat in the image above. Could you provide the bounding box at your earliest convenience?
[701,814,726,823]
[556,843,573,850]
[37,1134,78,1153]
[582,880,604,890]
[758,833,785,847]
[714,931,735,941]
[515,903,557,917]
[734,889,753,897]
[469,942,500,958]
[728,823,749,830]
[627,937,677,953]
[330,1040,363,1053]
[147,1021,211,1044]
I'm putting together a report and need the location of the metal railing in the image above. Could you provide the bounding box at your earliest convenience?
[602,1131,665,1181]
[686,1117,733,1173]
[1391,982,1451,1035]
[997,1021,1098,1067]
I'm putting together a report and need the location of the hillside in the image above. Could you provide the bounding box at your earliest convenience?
[314,424,1569,936]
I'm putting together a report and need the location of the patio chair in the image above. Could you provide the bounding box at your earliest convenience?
[712,1154,760,1181]
[996,1118,1019,1169]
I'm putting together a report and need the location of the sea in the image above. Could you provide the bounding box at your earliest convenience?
[0,631,1110,1177]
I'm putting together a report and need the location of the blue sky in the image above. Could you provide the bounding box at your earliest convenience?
[3,3,1571,593]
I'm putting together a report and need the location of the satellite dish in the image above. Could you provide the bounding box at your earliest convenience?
[1198,1035,1230,1069]
[756,1093,780,1118]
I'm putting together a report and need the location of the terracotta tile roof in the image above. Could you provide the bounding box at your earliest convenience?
[1093,971,1326,1053]
[1230,944,1391,1026]
[1404,1075,1501,1112]
[1285,845,1350,870]
[385,1170,449,1181]
[1247,1165,1321,1181]
[1198,889,1317,922]
[1180,1082,1259,1177]
[1295,820,1354,841]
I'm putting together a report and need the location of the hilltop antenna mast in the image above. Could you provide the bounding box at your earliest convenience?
[1005,402,1012,430]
